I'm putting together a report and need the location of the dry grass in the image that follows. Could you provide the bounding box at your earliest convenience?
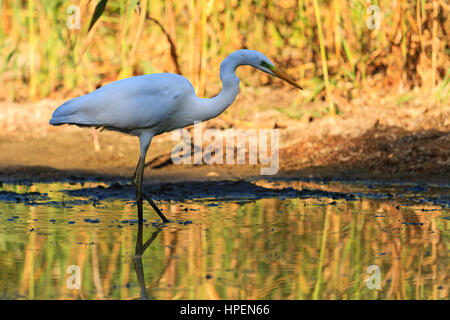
[0,0,448,107]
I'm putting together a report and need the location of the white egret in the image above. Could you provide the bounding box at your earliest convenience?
[49,49,302,222]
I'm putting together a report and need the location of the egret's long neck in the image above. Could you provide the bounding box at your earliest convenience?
[191,54,241,122]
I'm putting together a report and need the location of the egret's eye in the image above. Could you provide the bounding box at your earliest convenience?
[260,61,271,68]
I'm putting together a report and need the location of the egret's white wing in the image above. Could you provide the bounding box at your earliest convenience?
[50,73,194,133]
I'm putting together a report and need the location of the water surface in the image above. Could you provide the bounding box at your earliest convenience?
[0,180,447,299]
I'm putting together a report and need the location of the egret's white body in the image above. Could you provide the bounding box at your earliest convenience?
[50,49,302,222]
[51,73,200,134]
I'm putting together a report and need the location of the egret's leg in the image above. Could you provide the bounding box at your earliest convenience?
[132,133,169,223]
[133,157,145,222]
[133,156,148,221]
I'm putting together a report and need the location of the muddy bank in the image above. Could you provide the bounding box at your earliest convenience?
[0,93,448,184]
[1,179,448,209]
[63,180,354,202]
[64,180,450,207]
[281,126,449,183]
[1,163,448,185]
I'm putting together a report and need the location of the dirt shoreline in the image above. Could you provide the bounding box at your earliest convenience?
[0,164,448,185]
[0,92,448,184]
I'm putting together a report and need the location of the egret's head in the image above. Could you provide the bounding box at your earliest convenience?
[245,50,303,90]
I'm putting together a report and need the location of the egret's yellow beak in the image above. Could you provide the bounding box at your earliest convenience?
[269,65,303,90]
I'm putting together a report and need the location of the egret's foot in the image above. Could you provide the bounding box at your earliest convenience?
[140,192,169,223]
[134,188,169,223]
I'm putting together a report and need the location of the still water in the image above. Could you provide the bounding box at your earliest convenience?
[0,180,447,300]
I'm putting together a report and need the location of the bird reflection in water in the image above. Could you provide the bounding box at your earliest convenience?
[132,219,162,300]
